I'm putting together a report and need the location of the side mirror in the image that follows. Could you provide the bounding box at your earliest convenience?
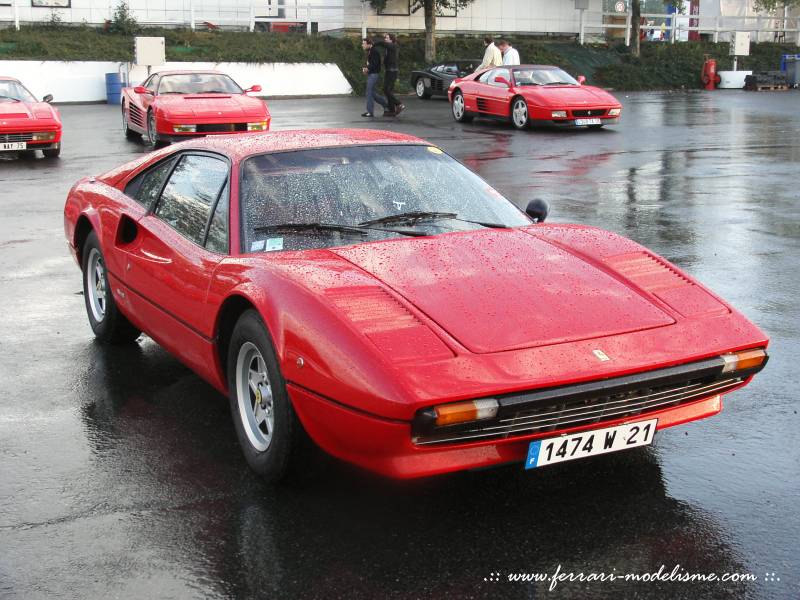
[245,84,262,93]
[42,94,53,103]
[494,76,511,87]
[133,86,151,94]
[525,198,549,223]
[577,75,586,85]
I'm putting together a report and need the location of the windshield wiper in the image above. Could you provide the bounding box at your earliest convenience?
[0,95,21,102]
[543,82,574,86]
[359,211,509,230]
[253,222,427,238]
[254,223,369,236]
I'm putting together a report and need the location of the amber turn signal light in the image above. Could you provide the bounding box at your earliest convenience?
[721,348,767,373]
[434,399,499,427]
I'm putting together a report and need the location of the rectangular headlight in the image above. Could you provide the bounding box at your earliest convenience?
[31,131,57,141]
[551,110,567,119]
[608,108,621,116]
[173,124,196,133]
[434,398,499,427]
[247,121,269,131]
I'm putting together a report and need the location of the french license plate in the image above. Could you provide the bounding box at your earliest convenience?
[1,142,26,151]
[575,118,602,126]
[525,419,657,469]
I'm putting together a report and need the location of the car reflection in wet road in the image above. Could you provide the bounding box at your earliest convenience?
[1,91,798,599]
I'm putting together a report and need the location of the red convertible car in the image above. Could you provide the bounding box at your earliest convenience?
[0,76,61,157]
[63,130,768,481]
[121,70,270,147]
[449,65,622,130]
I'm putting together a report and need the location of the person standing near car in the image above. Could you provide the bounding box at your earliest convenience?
[361,37,388,118]
[497,39,520,66]
[373,33,404,116]
[477,36,503,71]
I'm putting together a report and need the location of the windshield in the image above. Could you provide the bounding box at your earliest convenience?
[157,73,243,95]
[0,80,36,102]
[240,145,530,253]
[513,68,578,86]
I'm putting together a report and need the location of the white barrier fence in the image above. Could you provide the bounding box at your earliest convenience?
[0,60,352,101]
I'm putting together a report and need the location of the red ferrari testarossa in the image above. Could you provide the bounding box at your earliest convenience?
[0,76,61,157]
[121,70,269,147]
[63,129,768,481]
[449,65,622,130]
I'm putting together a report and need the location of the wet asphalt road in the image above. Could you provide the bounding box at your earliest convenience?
[1,91,798,600]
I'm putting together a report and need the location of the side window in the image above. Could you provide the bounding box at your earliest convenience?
[443,64,458,75]
[154,154,228,247]
[478,70,493,84]
[205,182,229,254]
[124,157,177,209]
[431,65,443,73]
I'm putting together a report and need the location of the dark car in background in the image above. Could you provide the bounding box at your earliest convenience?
[410,60,480,99]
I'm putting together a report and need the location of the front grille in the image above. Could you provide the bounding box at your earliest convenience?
[572,109,607,117]
[197,123,247,133]
[0,132,34,143]
[412,355,766,446]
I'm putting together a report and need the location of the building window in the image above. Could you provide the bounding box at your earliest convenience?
[378,0,409,16]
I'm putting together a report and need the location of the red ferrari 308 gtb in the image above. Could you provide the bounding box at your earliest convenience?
[449,65,622,130]
[0,76,61,157]
[63,130,767,482]
[121,70,270,147]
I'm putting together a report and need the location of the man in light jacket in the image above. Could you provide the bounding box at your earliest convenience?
[498,39,520,66]
[477,36,503,71]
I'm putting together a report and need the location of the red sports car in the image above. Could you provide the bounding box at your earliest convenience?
[121,70,270,147]
[63,130,768,481]
[449,65,622,130]
[0,76,61,157]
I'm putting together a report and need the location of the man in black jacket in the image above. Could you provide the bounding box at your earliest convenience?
[361,38,388,117]
[373,33,405,116]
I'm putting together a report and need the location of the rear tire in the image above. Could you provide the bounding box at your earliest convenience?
[227,309,301,483]
[122,103,140,140]
[81,231,141,344]
[451,91,473,123]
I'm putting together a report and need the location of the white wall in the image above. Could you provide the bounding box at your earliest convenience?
[0,60,352,102]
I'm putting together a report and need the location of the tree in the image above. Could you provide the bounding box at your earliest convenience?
[753,0,800,10]
[631,0,641,57]
[367,0,476,62]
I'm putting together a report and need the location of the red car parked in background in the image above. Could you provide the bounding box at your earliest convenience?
[121,70,270,147]
[0,76,61,158]
[63,130,767,482]
[449,65,622,130]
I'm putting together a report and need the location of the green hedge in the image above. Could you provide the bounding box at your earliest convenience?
[0,26,796,93]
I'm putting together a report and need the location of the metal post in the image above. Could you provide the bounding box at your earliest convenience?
[249,3,255,32]
[306,5,311,34]
[361,0,367,39]
[13,0,19,31]
[713,16,719,43]
[190,1,195,30]
[625,12,631,47]
[579,8,585,45]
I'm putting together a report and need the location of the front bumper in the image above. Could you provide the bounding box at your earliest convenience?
[532,117,620,128]
[156,115,271,141]
[0,129,62,150]
[289,377,734,479]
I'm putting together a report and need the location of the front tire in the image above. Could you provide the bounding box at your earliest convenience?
[227,310,300,483]
[415,78,432,99]
[511,97,529,130]
[146,110,163,147]
[42,143,61,158]
[451,91,473,123]
[81,231,141,344]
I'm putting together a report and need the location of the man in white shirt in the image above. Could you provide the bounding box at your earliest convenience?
[498,39,520,66]
[477,36,503,71]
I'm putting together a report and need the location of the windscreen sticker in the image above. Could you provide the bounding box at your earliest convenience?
[265,237,284,252]
[250,239,266,252]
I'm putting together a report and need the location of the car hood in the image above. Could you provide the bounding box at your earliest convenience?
[0,101,58,121]
[519,85,620,107]
[156,94,268,118]
[330,228,674,354]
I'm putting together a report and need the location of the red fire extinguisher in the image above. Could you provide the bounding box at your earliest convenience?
[701,57,720,90]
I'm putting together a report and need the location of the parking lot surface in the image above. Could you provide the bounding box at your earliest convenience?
[1,91,798,599]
